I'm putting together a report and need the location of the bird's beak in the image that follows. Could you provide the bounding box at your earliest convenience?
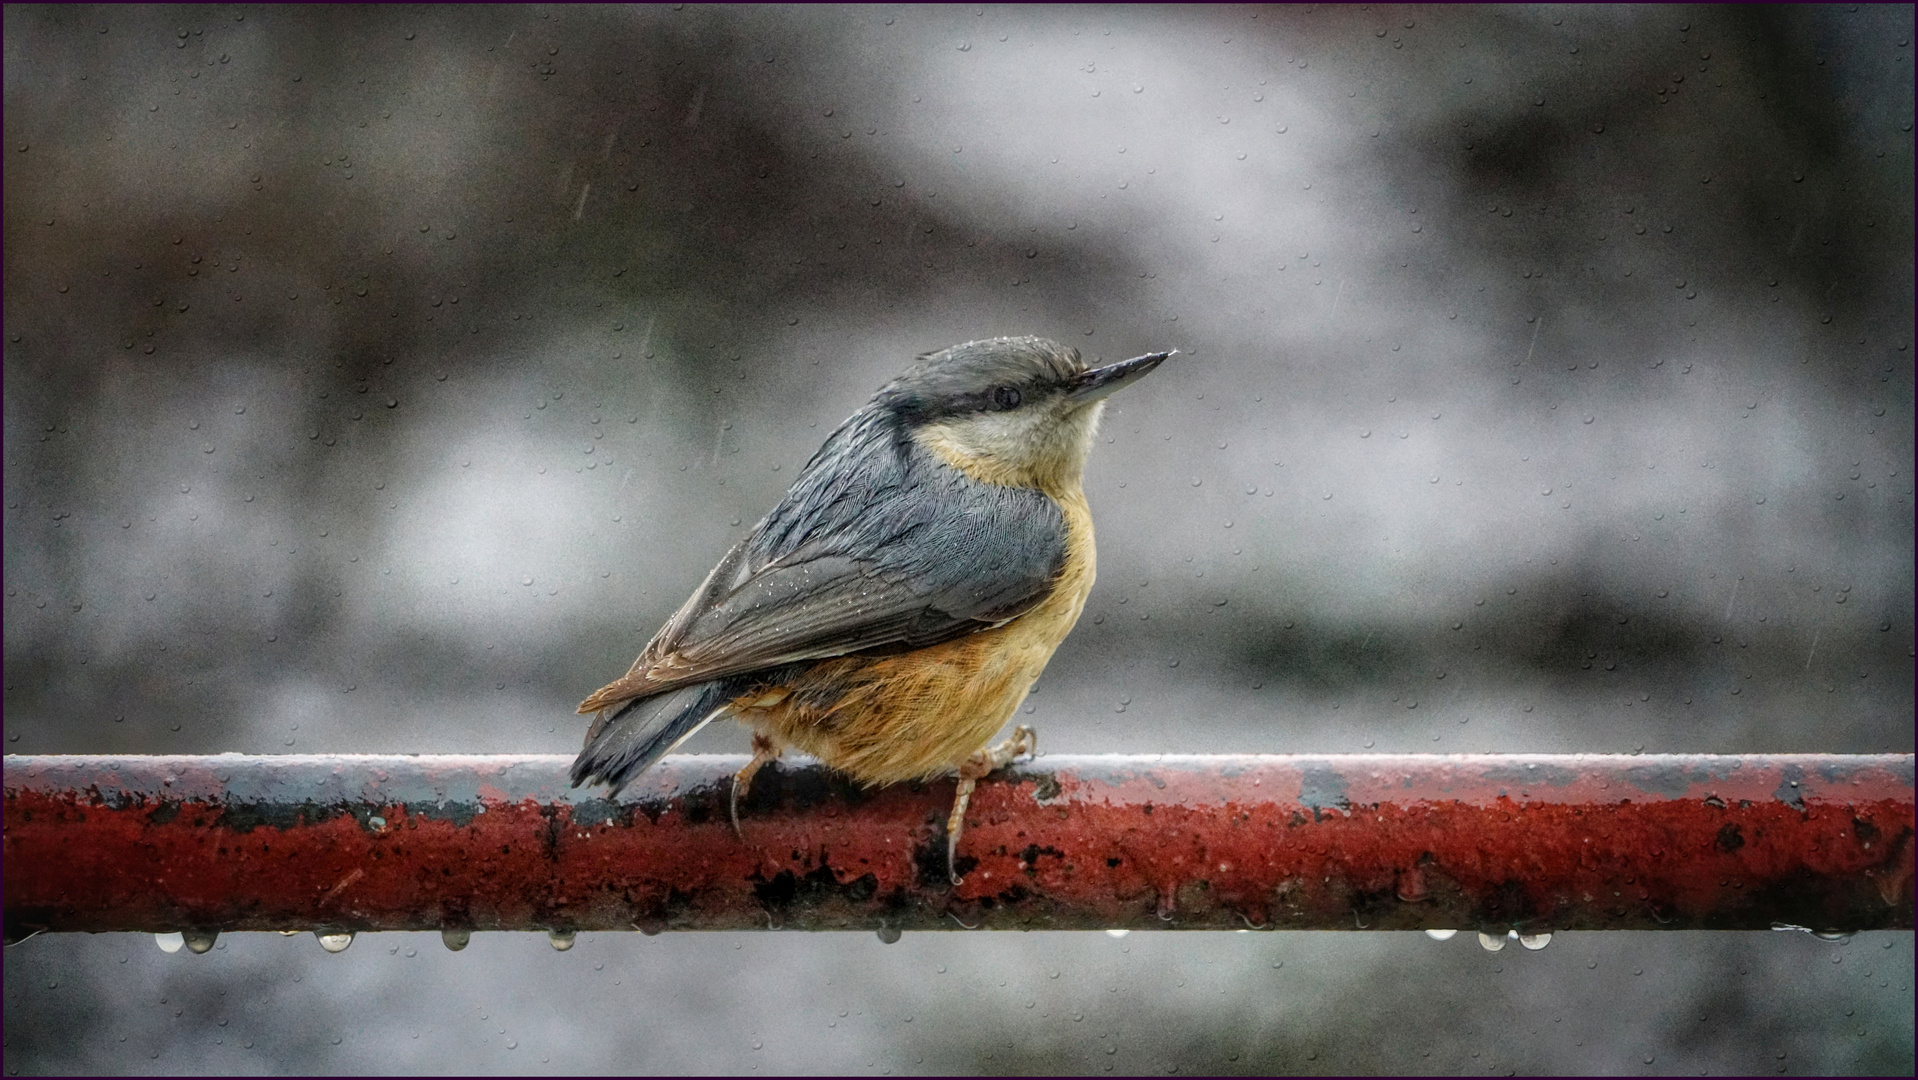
[1066,349,1174,406]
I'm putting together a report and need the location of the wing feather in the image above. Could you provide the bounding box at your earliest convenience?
[578,408,1065,714]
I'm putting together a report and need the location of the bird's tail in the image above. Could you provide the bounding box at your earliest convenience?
[570,679,738,795]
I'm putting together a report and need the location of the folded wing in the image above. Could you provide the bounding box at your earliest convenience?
[578,409,1066,714]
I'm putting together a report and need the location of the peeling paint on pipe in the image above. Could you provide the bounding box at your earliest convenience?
[4,753,1910,939]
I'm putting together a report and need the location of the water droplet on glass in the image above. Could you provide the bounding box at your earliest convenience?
[441,929,470,951]
[155,931,185,954]
[315,930,355,953]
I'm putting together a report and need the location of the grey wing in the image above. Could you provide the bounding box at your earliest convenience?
[645,413,1067,686]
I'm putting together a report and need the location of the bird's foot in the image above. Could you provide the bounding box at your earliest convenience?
[947,725,1039,884]
[990,724,1037,768]
[730,733,781,838]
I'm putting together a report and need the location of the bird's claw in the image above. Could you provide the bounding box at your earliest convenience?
[731,734,780,840]
[946,724,1040,885]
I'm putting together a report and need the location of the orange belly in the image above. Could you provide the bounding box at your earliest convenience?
[734,487,1095,785]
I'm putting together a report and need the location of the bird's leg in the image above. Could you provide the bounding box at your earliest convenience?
[947,725,1037,884]
[731,733,782,838]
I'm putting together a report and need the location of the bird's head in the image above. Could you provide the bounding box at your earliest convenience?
[876,337,1171,493]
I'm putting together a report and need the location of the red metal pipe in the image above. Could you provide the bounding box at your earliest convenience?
[3,753,1910,939]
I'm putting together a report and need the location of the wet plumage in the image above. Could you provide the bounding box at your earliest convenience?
[572,336,1167,875]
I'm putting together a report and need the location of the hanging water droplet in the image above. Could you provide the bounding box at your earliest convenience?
[1105,928,1130,938]
[875,926,902,944]
[1519,932,1552,951]
[547,930,577,951]
[441,929,470,951]
[155,931,186,954]
[183,929,219,954]
[1477,931,1506,952]
[315,930,355,953]
[1424,928,1458,941]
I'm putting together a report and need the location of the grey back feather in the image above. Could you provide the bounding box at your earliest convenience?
[671,404,1067,669]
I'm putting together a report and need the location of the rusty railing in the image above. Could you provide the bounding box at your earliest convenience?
[3,753,1911,947]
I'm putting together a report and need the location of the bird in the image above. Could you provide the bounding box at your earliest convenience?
[572,336,1170,881]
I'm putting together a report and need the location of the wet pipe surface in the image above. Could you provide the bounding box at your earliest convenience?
[3,754,1911,938]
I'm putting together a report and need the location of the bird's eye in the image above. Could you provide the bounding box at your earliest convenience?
[991,385,1022,411]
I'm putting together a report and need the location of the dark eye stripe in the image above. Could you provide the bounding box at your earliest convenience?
[885,381,1047,425]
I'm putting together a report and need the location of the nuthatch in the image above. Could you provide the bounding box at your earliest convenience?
[573,336,1169,880]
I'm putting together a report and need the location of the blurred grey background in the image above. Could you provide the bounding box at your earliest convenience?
[4,4,1911,1074]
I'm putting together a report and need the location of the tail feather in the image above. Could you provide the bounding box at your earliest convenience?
[579,676,647,715]
[570,680,738,795]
